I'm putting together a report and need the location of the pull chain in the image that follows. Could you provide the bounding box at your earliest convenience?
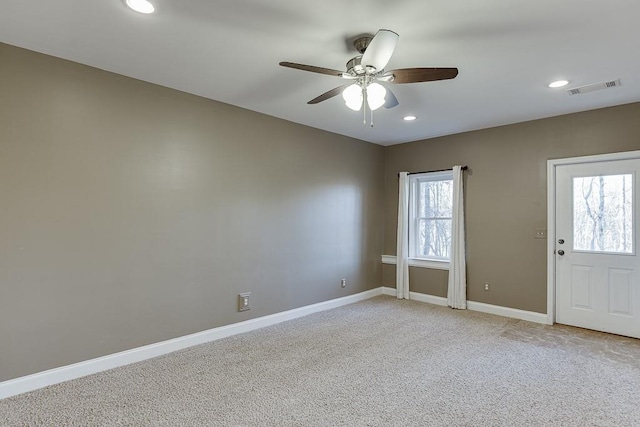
[362,88,367,125]
[360,86,376,127]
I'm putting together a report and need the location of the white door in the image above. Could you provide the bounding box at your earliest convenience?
[555,158,640,338]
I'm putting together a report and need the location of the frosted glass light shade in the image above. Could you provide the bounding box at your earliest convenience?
[342,84,363,111]
[366,83,387,110]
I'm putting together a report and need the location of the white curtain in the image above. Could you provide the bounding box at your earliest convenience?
[447,165,467,309]
[396,172,410,299]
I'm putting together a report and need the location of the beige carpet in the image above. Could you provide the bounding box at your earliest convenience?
[1,296,640,426]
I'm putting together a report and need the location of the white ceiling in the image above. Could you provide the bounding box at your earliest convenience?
[1,0,639,145]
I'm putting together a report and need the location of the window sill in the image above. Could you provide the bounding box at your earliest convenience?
[381,255,450,271]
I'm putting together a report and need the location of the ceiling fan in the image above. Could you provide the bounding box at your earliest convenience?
[279,29,458,124]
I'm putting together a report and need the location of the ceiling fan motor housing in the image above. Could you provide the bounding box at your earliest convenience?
[346,56,378,77]
[346,56,365,76]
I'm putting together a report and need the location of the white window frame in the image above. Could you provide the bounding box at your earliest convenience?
[408,170,453,269]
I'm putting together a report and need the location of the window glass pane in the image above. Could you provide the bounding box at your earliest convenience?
[419,180,453,218]
[417,218,452,259]
[417,182,427,217]
[573,174,633,253]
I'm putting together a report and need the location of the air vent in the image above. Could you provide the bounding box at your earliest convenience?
[567,79,621,95]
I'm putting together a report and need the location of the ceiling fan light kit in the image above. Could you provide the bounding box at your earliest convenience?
[280,29,458,126]
[342,80,387,111]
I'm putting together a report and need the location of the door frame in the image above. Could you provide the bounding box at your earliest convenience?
[546,150,640,326]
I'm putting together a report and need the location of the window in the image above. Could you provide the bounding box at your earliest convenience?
[573,173,633,254]
[409,171,454,261]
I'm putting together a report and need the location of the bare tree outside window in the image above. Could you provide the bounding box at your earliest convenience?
[573,174,633,253]
[416,179,453,259]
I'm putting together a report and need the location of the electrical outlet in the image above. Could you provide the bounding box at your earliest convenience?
[484,283,490,291]
[341,279,346,288]
[238,292,251,312]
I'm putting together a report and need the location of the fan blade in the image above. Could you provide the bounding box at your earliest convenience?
[384,88,399,109]
[279,62,344,77]
[387,67,458,84]
[308,84,352,104]
[361,29,399,72]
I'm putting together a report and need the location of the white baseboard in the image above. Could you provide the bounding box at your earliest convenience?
[0,286,549,400]
[0,288,383,400]
[466,301,548,324]
[381,287,547,324]
[381,286,448,306]
[381,286,396,296]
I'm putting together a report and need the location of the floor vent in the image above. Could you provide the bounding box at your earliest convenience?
[568,79,621,95]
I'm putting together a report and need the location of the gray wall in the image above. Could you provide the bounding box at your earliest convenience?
[0,43,384,382]
[383,102,640,313]
[3,39,640,383]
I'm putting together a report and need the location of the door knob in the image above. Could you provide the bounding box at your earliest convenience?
[558,250,565,256]
[558,239,564,244]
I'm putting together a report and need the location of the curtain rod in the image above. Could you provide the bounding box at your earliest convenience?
[398,166,468,177]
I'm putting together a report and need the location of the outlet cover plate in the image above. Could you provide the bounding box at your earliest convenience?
[534,228,547,239]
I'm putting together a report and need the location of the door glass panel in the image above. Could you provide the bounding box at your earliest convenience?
[573,174,633,253]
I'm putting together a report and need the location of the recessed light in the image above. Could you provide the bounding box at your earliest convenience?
[403,115,417,121]
[125,0,155,14]
[548,80,569,88]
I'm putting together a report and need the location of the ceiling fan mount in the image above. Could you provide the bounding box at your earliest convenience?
[352,35,373,55]
[279,29,459,123]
